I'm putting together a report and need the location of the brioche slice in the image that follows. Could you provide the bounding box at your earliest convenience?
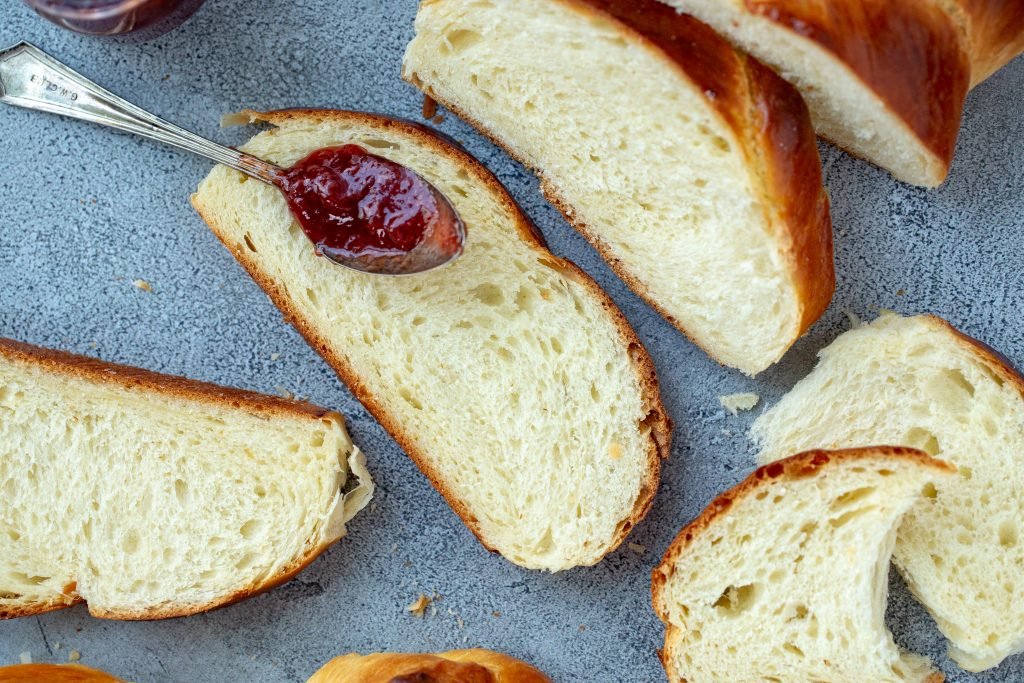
[307,650,551,683]
[192,109,671,571]
[660,0,971,186]
[0,664,123,682]
[403,0,834,375]
[753,313,1024,671]
[934,0,1024,86]
[0,339,372,620]
[652,447,953,683]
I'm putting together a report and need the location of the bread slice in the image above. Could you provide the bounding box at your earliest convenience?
[933,0,1024,86]
[0,339,372,620]
[307,650,551,683]
[659,0,971,186]
[192,109,671,571]
[753,313,1024,671]
[403,0,834,376]
[652,447,953,683]
[0,664,123,682]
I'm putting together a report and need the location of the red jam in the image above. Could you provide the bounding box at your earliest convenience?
[276,145,459,262]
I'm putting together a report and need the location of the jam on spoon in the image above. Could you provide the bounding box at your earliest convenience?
[0,42,466,275]
[275,145,464,271]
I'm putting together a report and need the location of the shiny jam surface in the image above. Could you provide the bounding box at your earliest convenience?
[276,145,456,261]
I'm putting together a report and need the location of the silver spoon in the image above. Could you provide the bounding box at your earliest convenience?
[0,42,466,276]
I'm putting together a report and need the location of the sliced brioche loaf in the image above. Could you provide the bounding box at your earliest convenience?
[652,447,952,683]
[403,0,834,375]
[307,650,551,683]
[659,0,971,186]
[0,339,372,620]
[753,313,1024,671]
[192,109,671,571]
[0,664,124,682]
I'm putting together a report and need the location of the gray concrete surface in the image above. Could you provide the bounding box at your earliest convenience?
[0,1,1022,681]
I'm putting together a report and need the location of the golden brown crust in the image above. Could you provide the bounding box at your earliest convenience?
[944,0,1024,86]
[575,0,834,347]
[651,446,953,683]
[407,0,834,373]
[0,338,339,423]
[307,650,551,683]
[742,0,970,171]
[0,338,352,621]
[192,108,670,568]
[0,664,124,682]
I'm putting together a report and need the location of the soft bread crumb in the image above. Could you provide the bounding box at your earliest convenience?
[407,594,432,617]
[753,313,1024,670]
[132,279,153,293]
[69,650,81,662]
[719,393,759,415]
[19,652,30,665]
[654,448,949,682]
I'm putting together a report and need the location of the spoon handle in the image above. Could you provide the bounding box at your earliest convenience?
[0,42,281,184]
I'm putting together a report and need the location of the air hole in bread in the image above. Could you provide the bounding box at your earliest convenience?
[310,431,326,448]
[243,234,258,252]
[173,479,189,504]
[471,283,504,306]
[831,486,876,509]
[122,531,140,555]
[442,29,484,55]
[713,583,759,616]
[399,386,424,411]
[234,553,257,570]
[829,506,877,528]
[240,520,263,540]
[903,427,941,456]
[360,138,400,150]
[999,521,1018,547]
[783,642,805,657]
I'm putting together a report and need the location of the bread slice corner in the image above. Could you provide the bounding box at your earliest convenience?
[0,338,372,620]
[753,312,1024,671]
[653,447,952,683]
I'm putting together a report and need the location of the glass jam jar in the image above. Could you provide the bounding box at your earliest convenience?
[24,0,207,40]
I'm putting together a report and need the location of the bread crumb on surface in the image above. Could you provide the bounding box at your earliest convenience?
[719,393,759,416]
[19,652,30,664]
[269,353,281,361]
[132,279,153,293]
[407,594,432,617]
[69,650,81,662]
[627,542,646,555]
[274,386,294,400]
[845,310,862,328]
[492,610,501,618]
[422,94,438,120]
